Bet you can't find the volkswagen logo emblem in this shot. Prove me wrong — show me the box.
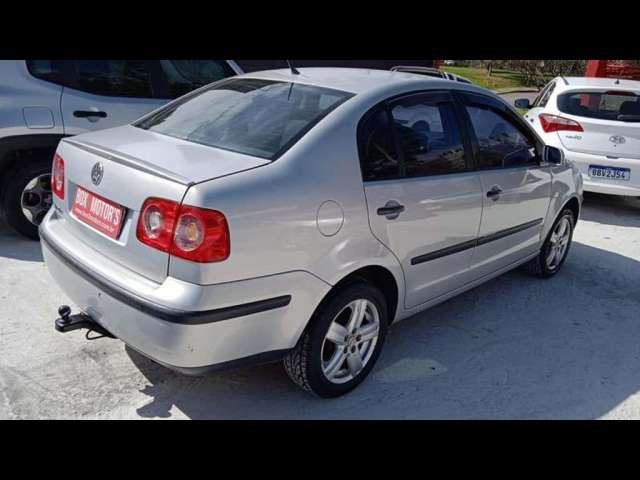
[91,162,104,186]
[609,135,626,145]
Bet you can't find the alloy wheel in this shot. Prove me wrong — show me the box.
[320,298,380,384]
[21,173,52,226]
[546,216,571,270]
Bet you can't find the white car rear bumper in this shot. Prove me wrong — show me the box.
[565,150,640,196]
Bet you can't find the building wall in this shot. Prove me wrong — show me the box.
[586,60,640,80]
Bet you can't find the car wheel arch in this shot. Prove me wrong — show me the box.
[298,264,401,343]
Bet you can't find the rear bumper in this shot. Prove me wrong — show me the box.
[40,209,331,372]
[565,150,640,196]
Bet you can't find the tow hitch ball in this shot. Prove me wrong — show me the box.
[55,305,115,339]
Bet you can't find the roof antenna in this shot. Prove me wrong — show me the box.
[286,60,300,75]
[615,78,621,84]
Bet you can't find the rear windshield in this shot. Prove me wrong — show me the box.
[135,78,354,159]
[557,90,640,122]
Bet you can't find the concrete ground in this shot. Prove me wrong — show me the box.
[0,192,639,419]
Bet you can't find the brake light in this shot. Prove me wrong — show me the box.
[52,154,65,199]
[136,197,229,263]
[539,113,584,133]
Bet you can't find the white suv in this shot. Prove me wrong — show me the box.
[0,60,242,239]
[516,76,640,197]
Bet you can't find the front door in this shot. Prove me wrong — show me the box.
[360,91,483,309]
[457,92,552,278]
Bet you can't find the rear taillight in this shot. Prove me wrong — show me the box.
[136,197,229,263]
[539,113,584,133]
[52,154,65,199]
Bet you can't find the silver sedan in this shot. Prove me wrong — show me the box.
[40,67,583,397]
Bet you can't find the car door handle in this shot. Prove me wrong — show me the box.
[73,110,107,118]
[377,203,405,217]
[486,186,503,199]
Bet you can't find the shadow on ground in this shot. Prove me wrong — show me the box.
[126,192,640,418]
[0,220,42,262]
[580,192,640,227]
[2,193,638,418]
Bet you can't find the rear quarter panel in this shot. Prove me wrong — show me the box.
[170,95,406,310]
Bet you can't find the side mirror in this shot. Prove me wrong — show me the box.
[543,145,564,165]
[514,98,531,109]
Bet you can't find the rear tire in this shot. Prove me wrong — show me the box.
[0,155,53,240]
[284,282,388,398]
[522,209,575,278]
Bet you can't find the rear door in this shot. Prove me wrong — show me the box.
[60,60,167,135]
[457,91,552,277]
[361,91,483,309]
[555,89,640,160]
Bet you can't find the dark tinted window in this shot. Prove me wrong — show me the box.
[465,104,537,169]
[26,60,66,84]
[557,90,640,122]
[390,96,467,177]
[136,78,353,160]
[71,60,155,98]
[359,109,401,181]
[533,81,555,108]
[538,81,556,107]
[157,60,235,98]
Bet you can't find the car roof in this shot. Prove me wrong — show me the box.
[559,76,640,90]
[234,67,484,96]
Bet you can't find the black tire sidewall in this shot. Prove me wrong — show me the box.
[1,157,52,240]
[540,209,575,277]
[305,283,388,398]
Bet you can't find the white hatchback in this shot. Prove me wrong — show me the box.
[516,76,640,197]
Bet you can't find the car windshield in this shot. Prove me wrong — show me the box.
[135,78,354,159]
[557,90,640,122]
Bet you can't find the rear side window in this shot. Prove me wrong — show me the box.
[136,78,353,160]
[389,95,467,177]
[26,60,66,84]
[464,104,537,169]
[557,90,640,122]
[359,109,401,181]
[70,60,155,98]
[157,60,236,98]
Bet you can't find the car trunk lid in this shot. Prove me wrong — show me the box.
[556,89,640,159]
[54,126,270,283]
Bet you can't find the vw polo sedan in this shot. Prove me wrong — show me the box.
[41,68,582,397]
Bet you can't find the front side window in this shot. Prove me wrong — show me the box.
[537,81,556,107]
[465,104,537,169]
[390,95,467,177]
[70,60,155,98]
[557,90,640,122]
[532,81,552,107]
[136,78,353,160]
[157,60,236,98]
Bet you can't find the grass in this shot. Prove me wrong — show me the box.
[441,66,529,91]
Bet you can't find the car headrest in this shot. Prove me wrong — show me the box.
[412,120,431,133]
[620,100,640,116]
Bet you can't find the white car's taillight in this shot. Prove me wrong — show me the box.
[136,197,229,263]
[539,113,584,133]
[52,153,65,199]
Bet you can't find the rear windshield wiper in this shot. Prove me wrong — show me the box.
[617,114,640,122]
